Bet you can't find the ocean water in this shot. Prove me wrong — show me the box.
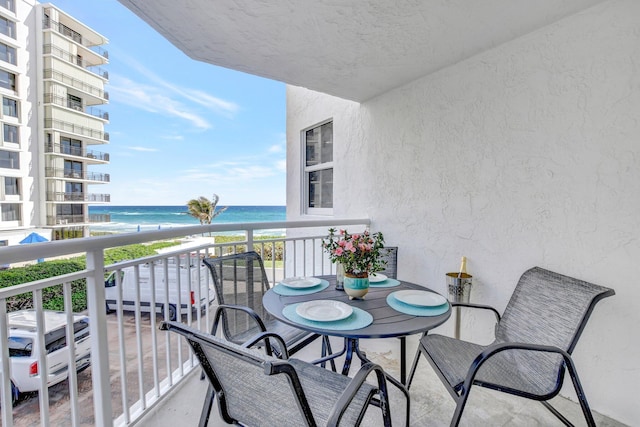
[89,205,286,235]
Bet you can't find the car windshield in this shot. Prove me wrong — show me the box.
[8,336,32,357]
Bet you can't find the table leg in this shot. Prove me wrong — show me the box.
[400,336,406,384]
[353,338,410,426]
[342,338,356,376]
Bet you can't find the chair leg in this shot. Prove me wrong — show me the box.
[199,383,215,427]
[406,343,423,389]
[450,388,472,427]
[565,356,597,427]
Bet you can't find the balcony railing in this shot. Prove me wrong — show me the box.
[44,118,109,142]
[45,167,111,182]
[43,68,108,100]
[42,44,109,79]
[42,16,109,58]
[46,192,110,203]
[43,93,110,120]
[46,214,111,226]
[0,218,370,426]
[45,141,109,161]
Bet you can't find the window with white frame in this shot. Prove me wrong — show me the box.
[303,121,333,213]
[0,43,16,65]
[0,0,15,13]
[0,16,15,39]
[3,123,17,143]
[0,149,18,169]
[0,69,16,91]
[1,202,19,221]
[2,97,17,117]
[3,176,18,195]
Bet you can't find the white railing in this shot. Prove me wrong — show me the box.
[0,218,369,427]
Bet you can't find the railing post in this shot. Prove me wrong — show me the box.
[246,229,254,253]
[85,249,113,427]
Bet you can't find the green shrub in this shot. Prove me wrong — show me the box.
[0,259,86,312]
[0,241,183,313]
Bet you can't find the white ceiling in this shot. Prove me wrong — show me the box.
[118,0,603,102]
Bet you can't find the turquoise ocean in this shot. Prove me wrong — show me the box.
[89,205,286,235]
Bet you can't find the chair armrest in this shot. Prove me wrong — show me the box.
[211,303,268,336]
[461,341,573,394]
[242,331,290,359]
[450,302,501,322]
[328,362,398,426]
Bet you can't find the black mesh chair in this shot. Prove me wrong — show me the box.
[407,266,614,426]
[162,321,398,427]
[376,247,411,383]
[377,247,398,280]
[201,252,332,421]
[203,251,321,353]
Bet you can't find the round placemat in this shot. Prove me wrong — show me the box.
[386,292,449,316]
[272,279,329,296]
[282,304,373,330]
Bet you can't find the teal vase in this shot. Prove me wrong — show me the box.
[343,273,369,300]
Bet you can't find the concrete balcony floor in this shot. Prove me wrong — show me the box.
[138,335,625,426]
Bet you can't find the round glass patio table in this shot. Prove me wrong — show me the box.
[263,275,451,384]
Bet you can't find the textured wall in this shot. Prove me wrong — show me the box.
[287,0,639,423]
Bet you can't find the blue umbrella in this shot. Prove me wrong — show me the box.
[19,232,48,262]
[19,232,48,244]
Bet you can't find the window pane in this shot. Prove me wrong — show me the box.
[0,0,15,13]
[305,127,319,166]
[3,123,17,142]
[308,169,333,208]
[2,97,17,117]
[1,203,20,221]
[0,69,15,90]
[0,17,15,39]
[4,176,18,195]
[320,122,333,163]
[0,43,16,65]
[0,149,18,169]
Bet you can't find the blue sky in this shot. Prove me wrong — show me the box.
[52,0,286,206]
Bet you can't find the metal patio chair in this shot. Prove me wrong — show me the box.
[161,321,397,427]
[377,247,410,383]
[407,266,614,427]
[203,251,322,354]
[378,246,398,280]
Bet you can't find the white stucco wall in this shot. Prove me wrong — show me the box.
[287,0,639,424]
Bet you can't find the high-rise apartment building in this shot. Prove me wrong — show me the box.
[0,1,109,249]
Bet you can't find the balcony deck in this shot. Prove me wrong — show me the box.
[137,335,624,426]
[0,220,628,427]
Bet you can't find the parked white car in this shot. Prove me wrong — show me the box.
[6,310,91,404]
[104,261,215,320]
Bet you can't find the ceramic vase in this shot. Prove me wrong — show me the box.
[343,272,369,300]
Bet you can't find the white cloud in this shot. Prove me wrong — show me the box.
[161,135,185,141]
[268,144,283,153]
[109,76,212,130]
[127,146,158,152]
[114,54,239,118]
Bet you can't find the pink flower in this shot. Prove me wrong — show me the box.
[344,241,354,252]
[335,247,344,256]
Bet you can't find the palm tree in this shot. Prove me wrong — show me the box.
[186,194,228,225]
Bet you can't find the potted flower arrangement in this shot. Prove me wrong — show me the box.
[322,228,385,298]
